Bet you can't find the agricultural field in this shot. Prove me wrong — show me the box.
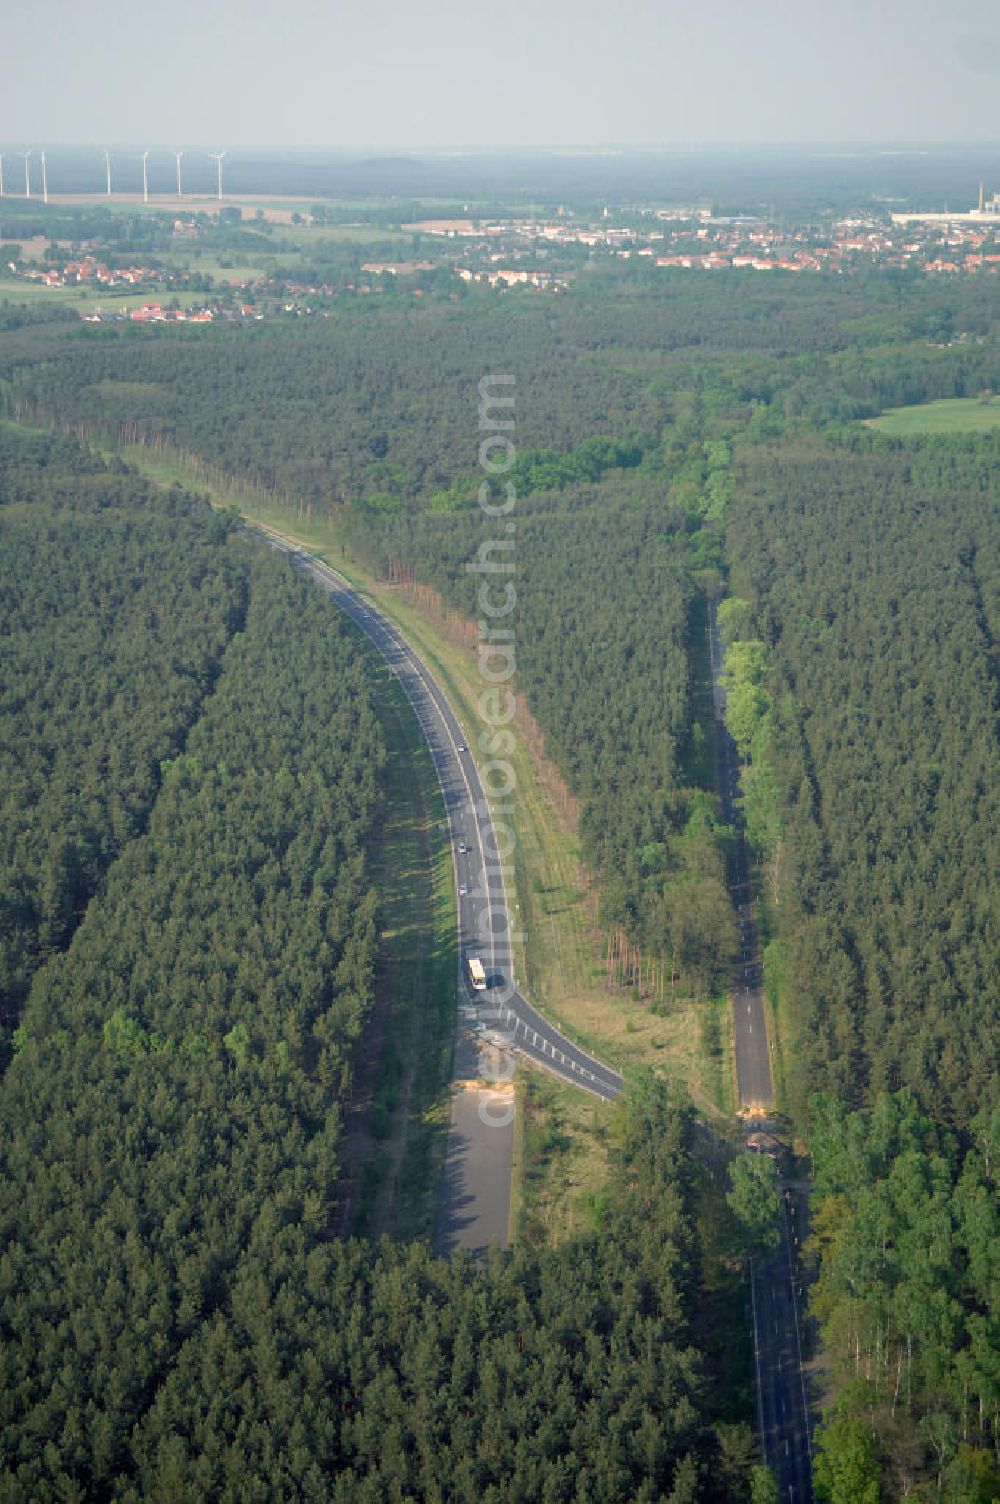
[0,281,214,311]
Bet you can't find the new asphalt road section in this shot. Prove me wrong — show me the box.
[262,536,622,1254]
[292,550,623,1099]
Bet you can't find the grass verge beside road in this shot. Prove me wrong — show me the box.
[344,653,457,1242]
[513,1071,615,1248]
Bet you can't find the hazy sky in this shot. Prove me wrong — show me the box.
[4,0,1000,148]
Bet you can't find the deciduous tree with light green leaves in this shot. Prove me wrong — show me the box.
[717,595,753,644]
[749,1463,780,1504]
[727,1152,781,1251]
[723,640,772,756]
[813,1414,881,1504]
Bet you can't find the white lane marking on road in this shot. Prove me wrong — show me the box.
[299,555,624,1095]
[782,1198,813,1463]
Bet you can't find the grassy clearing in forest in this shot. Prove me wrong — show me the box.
[341,655,457,1242]
[867,395,1000,434]
[513,1071,615,1248]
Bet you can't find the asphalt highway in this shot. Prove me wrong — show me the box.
[751,1195,814,1503]
[280,540,623,1104]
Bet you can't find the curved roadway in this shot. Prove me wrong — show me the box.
[276,540,623,1103]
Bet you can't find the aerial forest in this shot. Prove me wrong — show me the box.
[0,425,737,1501]
[2,262,999,1499]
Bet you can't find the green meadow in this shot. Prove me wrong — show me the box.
[868,395,1000,434]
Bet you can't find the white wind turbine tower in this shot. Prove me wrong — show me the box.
[175,150,184,198]
[141,149,150,205]
[23,150,32,198]
[103,147,112,197]
[209,150,227,201]
[41,151,48,204]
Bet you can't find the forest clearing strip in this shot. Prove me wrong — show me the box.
[334,658,457,1242]
[261,531,523,1251]
[708,595,816,1498]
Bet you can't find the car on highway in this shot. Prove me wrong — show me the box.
[458,841,468,854]
[459,884,468,896]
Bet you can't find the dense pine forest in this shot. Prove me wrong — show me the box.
[0,426,246,1055]
[4,272,999,505]
[726,433,1000,1128]
[1,1057,750,1501]
[2,262,999,1499]
[346,475,738,993]
[721,430,1000,1495]
[0,425,740,1501]
[807,1091,1000,1503]
[92,1087,730,1504]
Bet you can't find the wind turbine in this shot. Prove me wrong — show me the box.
[141,149,150,205]
[23,150,32,199]
[209,150,227,201]
[0,155,5,198]
[41,150,48,204]
[103,147,112,197]
[175,149,184,198]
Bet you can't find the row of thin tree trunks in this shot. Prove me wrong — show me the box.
[5,402,337,525]
[604,926,678,1003]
